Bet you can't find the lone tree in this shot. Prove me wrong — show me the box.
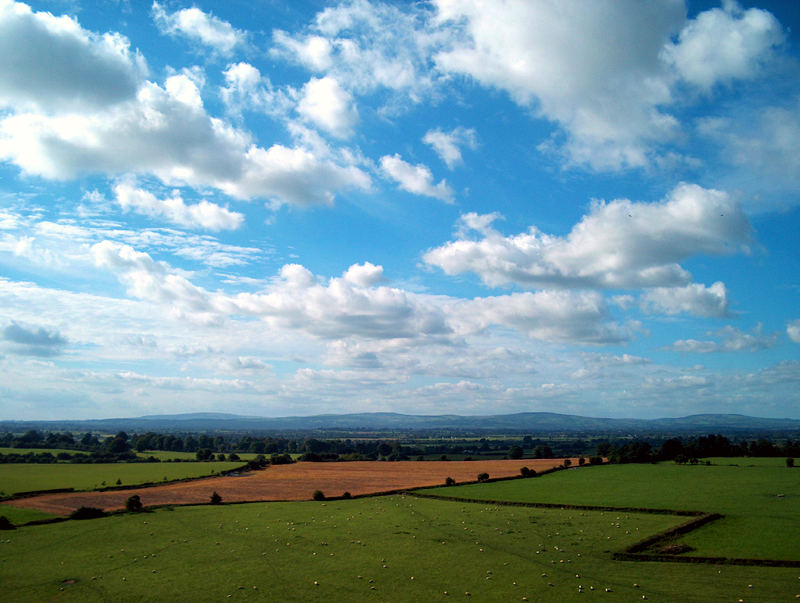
[125,494,143,512]
[210,491,222,505]
[445,476,456,486]
[312,490,326,501]
[477,472,490,482]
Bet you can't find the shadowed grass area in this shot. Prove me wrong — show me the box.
[0,505,58,525]
[2,495,799,602]
[421,461,800,560]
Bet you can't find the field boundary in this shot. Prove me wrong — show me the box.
[403,491,800,568]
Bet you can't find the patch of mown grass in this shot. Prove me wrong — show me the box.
[2,496,798,602]
[0,505,58,525]
[421,462,800,560]
[0,462,244,495]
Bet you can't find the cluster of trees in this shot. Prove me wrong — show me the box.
[598,434,800,464]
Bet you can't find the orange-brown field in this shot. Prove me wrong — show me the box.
[5,458,574,516]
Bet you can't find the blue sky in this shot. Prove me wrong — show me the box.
[1,0,799,420]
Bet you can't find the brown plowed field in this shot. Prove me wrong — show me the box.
[4,459,575,516]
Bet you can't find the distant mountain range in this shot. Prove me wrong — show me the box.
[2,411,800,435]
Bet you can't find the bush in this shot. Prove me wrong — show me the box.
[578,457,586,466]
[520,466,536,478]
[342,491,351,499]
[445,476,456,486]
[70,507,107,520]
[0,516,14,530]
[787,457,795,468]
[210,491,222,505]
[508,446,524,459]
[125,494,143,513]
[228,453,240,461]
[563,459,572,467]
[589,456,603,465]
[477,472,490,482]
[312,490,326,501]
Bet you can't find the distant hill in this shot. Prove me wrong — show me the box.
[2,411,799,435]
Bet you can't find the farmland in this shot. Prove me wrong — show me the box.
[422,460,800,560]
[0,462,244,496]
[1,459,799,601]
[2,490,799,602]
[2,459,570,516]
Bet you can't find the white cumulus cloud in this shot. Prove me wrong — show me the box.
[152,2,244,55]
[424,183,750,290]
[114,183,244,231]
[297,76,359,139]
[640,282,730,318]
[379,154,454,203]
[423,127,477,169]
[0,0,145,112]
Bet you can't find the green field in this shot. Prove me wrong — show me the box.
[4,494,799,602]
[0,462,244,496]
[139,450,264,461]
[421,462,800,560]
[0,447,89,456]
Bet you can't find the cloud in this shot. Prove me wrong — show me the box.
[2,321,67,356]
[0,0,145,112]
[379,154,454,202]
[297,76,359,138]
[423,127,477,169]
[0,72,370,206]
[640,282,730,318]
[788,320,800,343]
[432,0,785,170]
[432,0,684,170]
[271,0,441,104]
[451,290,634,345]
[667,323,779,353]
[698,100,800,202]
[424,183,750,290]
[220,62,291,117]
[91,240,631,345]
[662,1,784,92]
[342,262,384,287]
[114,182,244,231]
[152,2,244,55]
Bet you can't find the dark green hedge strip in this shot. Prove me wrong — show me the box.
[624,513,723,553]
[614,551,800,568]
[10,487,75,498]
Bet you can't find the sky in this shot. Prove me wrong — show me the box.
[1,0,799,421]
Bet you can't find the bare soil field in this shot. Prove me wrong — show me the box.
[3,458,572,516]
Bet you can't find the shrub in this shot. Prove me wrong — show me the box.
[312,490,326,501]
[440,455,449,461]
[342,491,351,499]
[70,507,107,520]
[520,466,536,478]
[563,459,572,467]
[787,457,795,468]
[445,476,456,486]
[228,453,240,461]
[477,472,490,482]
[210,491,222,505]
[116,478,122,485]
[0,516,14,530]
[125,494,143,513]
[508,446,524,459]
[589,456,603,465]
[578,457,586,466]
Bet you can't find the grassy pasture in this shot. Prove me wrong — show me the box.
[3,495,799,602]
[421,462,800,560]
[140,450,264,461]
[0,447,89,456]
[0,462,244,496]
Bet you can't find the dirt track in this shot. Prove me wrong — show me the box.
[3,459,573,516]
